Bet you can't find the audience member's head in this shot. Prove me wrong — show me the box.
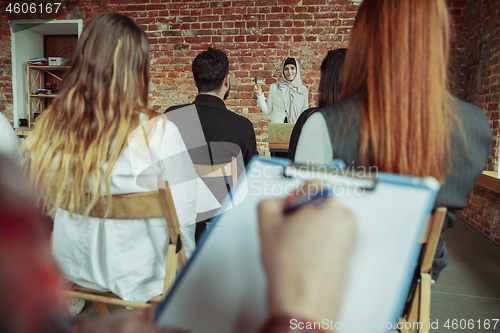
[341,0,457,182]
[64,11,150,113]
[192,47,230,96]
[317,48,347,109]
[22,12,155,217]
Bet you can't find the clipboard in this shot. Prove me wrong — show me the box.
[155,157,441,332]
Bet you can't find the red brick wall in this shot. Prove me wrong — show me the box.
[0,2,12,123]
[454,0,500,244]
[0,0,359,155]
[461,186,500,243]
[0,1,472,153]
[448,0,469,97]
[1,1,498,242]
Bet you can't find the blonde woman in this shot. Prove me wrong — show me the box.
[22,12,218,303]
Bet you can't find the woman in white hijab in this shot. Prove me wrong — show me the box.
[254,57,309,123]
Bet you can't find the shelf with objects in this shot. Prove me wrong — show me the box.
[27,65,70,128]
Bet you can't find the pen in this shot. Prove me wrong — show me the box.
[284,187,332,214]
[255,77,258,84]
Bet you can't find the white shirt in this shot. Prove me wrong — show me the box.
[52,117,220,303]
[0,113,21,163]
[294,112,333,165]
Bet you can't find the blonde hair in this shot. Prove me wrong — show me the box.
[22,12,154,216]
[341,0,462,182]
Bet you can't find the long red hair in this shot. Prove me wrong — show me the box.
[341,0,460,182]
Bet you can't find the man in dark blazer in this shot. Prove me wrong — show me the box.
[165,47,258,241]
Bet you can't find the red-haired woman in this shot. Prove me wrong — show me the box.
[295,0,492,280]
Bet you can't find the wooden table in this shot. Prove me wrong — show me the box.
[475,171,500,194]
[267,123,294,157]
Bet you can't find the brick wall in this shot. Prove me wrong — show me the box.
[0,0,359,156]
[460,186,500,243]
[1,0,498,242]
[454,0,500,244]
[448,0,469,97]
[0,2,12,123]
[0,0,472,154]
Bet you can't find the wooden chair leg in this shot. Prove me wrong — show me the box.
[399,317,410,333]
[405,281,420,333]
[164,244,178,295]
[93,301,110,317]
[419,273,432,333]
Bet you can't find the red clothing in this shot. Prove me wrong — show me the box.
[0,187,73,333]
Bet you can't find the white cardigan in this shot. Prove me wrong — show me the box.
[52,117,220,303]
[257,83,309,123]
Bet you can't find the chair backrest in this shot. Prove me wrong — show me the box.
[420,207,447,274]
[51,181,187,267]
[401,207,447,333]
[193,156,238,187]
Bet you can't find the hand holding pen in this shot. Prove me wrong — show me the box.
[258,180,357,325]
[253,77,263,96]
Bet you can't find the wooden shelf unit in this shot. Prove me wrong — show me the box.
[14,127,34,137]
[27,65,70,128]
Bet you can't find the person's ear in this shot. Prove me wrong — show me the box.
[224,74,230,87]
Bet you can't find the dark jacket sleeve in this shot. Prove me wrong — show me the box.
[244,119,259,166]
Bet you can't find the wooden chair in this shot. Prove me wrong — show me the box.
[193,156,238,226]
[56,181,187,317]
[399,207,447,333]
[193,156,238,188]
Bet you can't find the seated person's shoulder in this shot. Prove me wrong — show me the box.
[226,109,255,130]
[164,103,192,113]
[317,94,364,127]
[454,96,486,118]
[452,96,491,137]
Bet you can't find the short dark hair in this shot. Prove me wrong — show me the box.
[192,47,229,93]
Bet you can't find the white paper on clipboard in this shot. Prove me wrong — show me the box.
[155,157,440,333]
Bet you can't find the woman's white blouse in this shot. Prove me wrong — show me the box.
[257,83,309,123]
[52,117,220,303]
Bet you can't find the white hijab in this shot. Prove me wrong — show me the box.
[277,57,308,123]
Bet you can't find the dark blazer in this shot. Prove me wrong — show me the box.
[164,94,258,167]
[318,94,492,279]
[165,94,258,241]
